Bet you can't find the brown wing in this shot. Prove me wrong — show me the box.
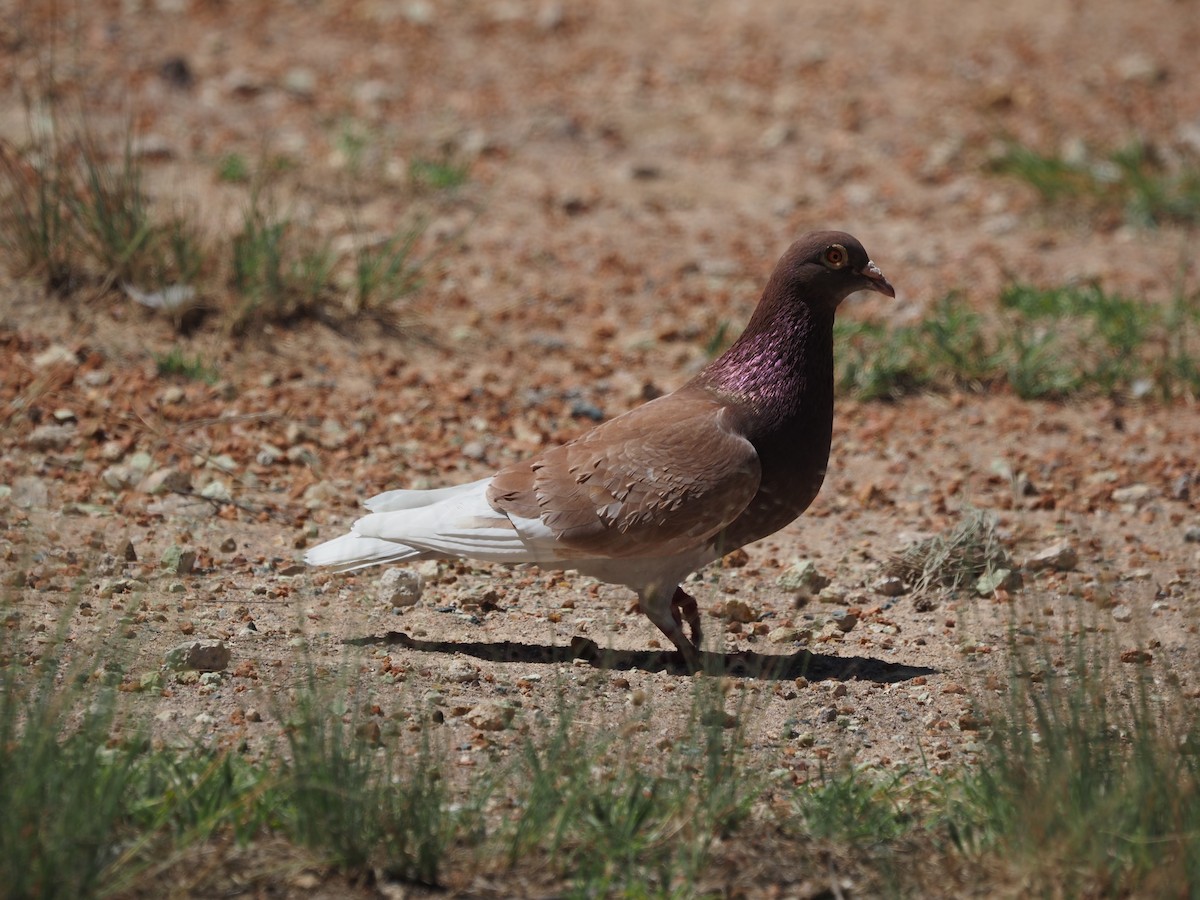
[487,389,760,559]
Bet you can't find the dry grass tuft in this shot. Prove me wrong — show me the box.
[886,509,1011,594]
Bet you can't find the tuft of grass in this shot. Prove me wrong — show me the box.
[410,155,469,191]
[0,613,145,899]
[993,139,1200,227]
[0,134,81,292]
[0,125,209,299]
[228,189,335,334]
[834,319,928,401]
[3,107,427,337]
[0,601,458,896]
[215,152,251,184]
[795,765,914,846]
[999,281,1200,399]
[276,674,451,884]
[992,143,1097,207]
[947,625,1200,895]
[70,133,154,289]
[350,227,424,314]
[334,121,372,175]
[1112,142,1200,227]
[154,347,220,384]
[500,677,759,895]
[918,293,1007,389]
[886,508,1012,595]
[3,73,438,338]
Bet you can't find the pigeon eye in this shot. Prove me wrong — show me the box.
[822,244,848,269]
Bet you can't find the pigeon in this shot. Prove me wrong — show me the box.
[306,231,894,670]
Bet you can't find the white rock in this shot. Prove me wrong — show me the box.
[32,345,79,368]
[378,567,423,607]
[200,480,232,502]
[11,476,49,509]
[446,660,479,683]
[165,639,231,672]
[28,424,75,451]
[102,464,141,490]
[976,568,1021,596]
[1024,542,1078,573]
[1112,484,1155,505]
[142,467,192,495]
[1115,52,1164,83]
[283,67,316,98]
[768,626,811,644]
[125,283,194,309]
[777,560,829,597]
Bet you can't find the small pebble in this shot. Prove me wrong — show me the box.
[1111,484,1154,505]
[777,560,829,597]
[378,567,423,607]
[768,626,810,644]
[465,702,515,731]
[832,611,858,633]
[1024,541,1078,573]
[164,639,230,673]
[718,599,757,623]
[873,575,908,597]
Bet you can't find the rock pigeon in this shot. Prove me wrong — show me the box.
[306,231,894,670]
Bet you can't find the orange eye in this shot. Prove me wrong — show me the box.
[823,244,848,269]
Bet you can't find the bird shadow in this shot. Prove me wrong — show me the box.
[344,632,936,683]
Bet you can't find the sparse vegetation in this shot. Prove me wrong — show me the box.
[886,508,1012,594]
[835,281,1200,400]
[5,596,1193,898]
[227,189,336,333]
[0,134,79,292]
[993,140,1200,227]
[0,110,424,338]
[948,625,1200,895]
[0,127,206,297]
[794,765,914,845]
[72,140,211,297]
[0,615,143,900]
[216,152,250,184]
[500,679,760,894]
[350,227,424,314]
[410,155,470,191]
[154,347,220,384]
[271,671,453,884]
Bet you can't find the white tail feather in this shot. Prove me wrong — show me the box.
[363,478,490,513]
[306,476,558,572]
[303,533,425,571]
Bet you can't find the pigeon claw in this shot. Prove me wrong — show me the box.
[670,586,703,646]
[639,585,703,672]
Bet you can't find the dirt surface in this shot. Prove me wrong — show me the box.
[3,0,1200,894]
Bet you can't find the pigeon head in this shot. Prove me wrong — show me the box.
[696,230,892,407]
[769,230,896,309]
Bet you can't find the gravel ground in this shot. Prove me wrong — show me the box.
[2,0,1200,894]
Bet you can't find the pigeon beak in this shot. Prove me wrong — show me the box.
[859,259,895,298]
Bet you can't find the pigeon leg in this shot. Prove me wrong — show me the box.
[670,585,703,647]
[638,587,701,671]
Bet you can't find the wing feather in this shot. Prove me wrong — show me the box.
[488,389,759,558]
